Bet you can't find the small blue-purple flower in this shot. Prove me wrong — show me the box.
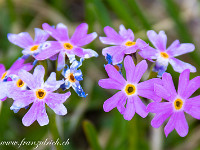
[9,65,71,126]
[139,30,196,76]
[8,28,49,58]
[35,23,98,71]
[61,58,87,98]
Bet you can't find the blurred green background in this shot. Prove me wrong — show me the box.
[0,0,200,150]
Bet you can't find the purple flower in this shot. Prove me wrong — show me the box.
[99,25,147,65]
[147,69,200,137]
[0,58,33,100]
[98,55,162,120]
[139,30,196,76]
[8,28,49,57]
[35,23,98,71]
[9,65,71,126]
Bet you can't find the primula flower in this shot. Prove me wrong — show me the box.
[99,25,147,65]
[9,65,71,126]
[147,69,200,137]
[8,28,49,57]
[98,55,162,120]
[0,58,33,100]
[61,58,87,98]
[35,23,98,71]
[139,30,196,76]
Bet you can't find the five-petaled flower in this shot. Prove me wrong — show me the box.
[99,25,147,65]
[8,28,49,57]
[147,69,200,137]
[35,23,98,71]
[139,30,196,76]
[98,55,162,120]
[9,65,71,126]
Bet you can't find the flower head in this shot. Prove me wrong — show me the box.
[147,69,200,137]
[9,65,71,126]
[99,25,147,65]
[61,58,87,98]
[8,28,49,57]
[98,55,162,120]
[35,23,98,71]
[139,30,196,76]
[0,58,33,100]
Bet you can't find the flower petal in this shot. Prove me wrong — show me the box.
[177,69,190,97]
[182,76,200,99]
[7,32,34,49]
[102,46,123,56]
[134,96,148,118]
[57,52,66,71]
[138,45,157,60]
[0,82,9,99]
[154,84,171,101]
[123,96,135,120]
[82,48,98,58]
[37,101,49,126]
[103,91,126,112]
[98,78,124,90]
[35,41,62,60]
[147,30,167,51]
[162,73,177,101]
[42,23,69,41]
[44,72,64,91]
[18,69,36,89]
[167,43,195,57]
[175,112,189,137]
[105,64,126,85]
[169,57,196,73]
[71,23,89,43]
[124,55,135,82]
[132,60,147,83]
[119,24,134,41]
[147,102,173,114]
[73,32,97,47]
[164,113,176,137]
[0,64,6,77]
[151,112,172,128]
[22,102,38,126]
[34,28,49,43]
[100,26,124,45]
[10,90,35,109]
[33,65,45,88]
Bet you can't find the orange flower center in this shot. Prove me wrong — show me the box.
[67,73,76,83]
[114,65,120,71]
[16,79,24,88]
[160,52,169,59]
[36,89,46,99]
[125,84,136,95]
[125,41,136,47]
[63,43,73,50]
[30,45,39,51]
[174,98,183,110]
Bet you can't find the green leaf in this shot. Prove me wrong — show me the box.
[83,120,102,150]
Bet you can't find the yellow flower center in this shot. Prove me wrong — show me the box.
[174,98,183,110]
[63,43,73,50]
[125,41,136,47]
[36,89,46,99]
[30,45,39,51]
[1,71,7,80]
[125,84,136,95]
[160,52,169,59]
[67,73,76,83]
[16,79,24,88]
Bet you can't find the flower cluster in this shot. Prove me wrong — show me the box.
[98,25,200,137]
[1,23,98,126]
